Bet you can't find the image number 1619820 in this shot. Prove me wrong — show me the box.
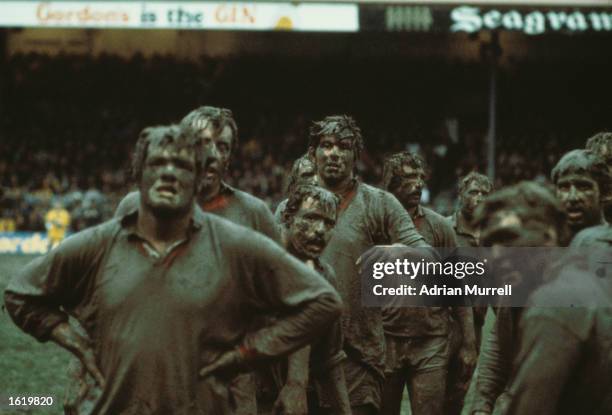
[7,396,54,407]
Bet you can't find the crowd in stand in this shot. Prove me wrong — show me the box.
[0,53,608,231]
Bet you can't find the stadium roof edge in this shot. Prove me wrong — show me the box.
[307,0,612,4]
[306,0,612,6]
[4,0,611,5]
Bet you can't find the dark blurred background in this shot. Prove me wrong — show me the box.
[0,8,611,233]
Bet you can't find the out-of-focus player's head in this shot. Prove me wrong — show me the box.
[180,106,238,195]
[382,151,427,212]
[551,149,610,234]
[286,154,318,194]
[585,131,612,222]
[586,131,612,163]
[132,125,206,217]
[308,115,363,191]
[475,181,568,247]
[282,184,339,260]
[474,182,568,298]
[458,172,493,218]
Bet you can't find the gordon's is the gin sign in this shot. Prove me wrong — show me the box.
[451,6,612,35]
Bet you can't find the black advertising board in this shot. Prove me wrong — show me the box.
[359,3,612,35]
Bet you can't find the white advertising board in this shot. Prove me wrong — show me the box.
[0,1,359,32]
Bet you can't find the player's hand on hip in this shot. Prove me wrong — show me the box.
[77,345,106,388]
[199,348,246,380]
[458,344,477,382]
[50,322,105,388]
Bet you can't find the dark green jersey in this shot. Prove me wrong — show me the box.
[383,205,457,338]
[320,181,427,377]
[5,213,341,415]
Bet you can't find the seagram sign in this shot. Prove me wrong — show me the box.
[451,6,612,35]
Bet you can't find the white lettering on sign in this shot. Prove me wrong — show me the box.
[451,6,612,35]
[589,12,612,30]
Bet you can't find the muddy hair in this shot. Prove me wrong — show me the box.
[551,149,611,199]
[282,184,340,227]
[286,154,315,193]
[585,131,612,162]
[458,171,493,195]
[180,106,239,155]
[308,115,364,160]
[382,151,427,190]
[474,181,570,246]
[131,125,205,181]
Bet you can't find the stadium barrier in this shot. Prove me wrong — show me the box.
[0,232,50,255]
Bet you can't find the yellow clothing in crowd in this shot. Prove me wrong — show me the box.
[45,208,70,249]
[0,218,16,232]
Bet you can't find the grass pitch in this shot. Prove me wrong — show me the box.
[1,254,70,414]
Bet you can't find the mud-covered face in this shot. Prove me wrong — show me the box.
[296,159,317,186]
[140,143,197,216]
[314,134,356,188]
[483,210,558,291]
[482,211,558,248]
[555,173,601,232]
[390,164,425,209]
[596,153,612,222]
[460,180,491,216]
[196,124,233,193]
[287,196,336,260]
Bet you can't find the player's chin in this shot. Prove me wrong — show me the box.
[305,243,325,257]
[150,200,191,216]
[321,172,347,185]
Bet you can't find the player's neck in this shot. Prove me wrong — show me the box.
[322,174,354,196]
[287,242,310,263]
[571,211,604,237]
[459,209,478,234]
[407,204,419,219]
[137,204,192,252]
[200,181,222,203]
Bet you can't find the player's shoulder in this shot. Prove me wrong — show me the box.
[570,223,612,247]
[358,183,397,206]
[421,206,449,224]
[529,263,594,306]
[359,182,386,197]
[201,211,277,249]
[59,218,121,254]
[114,190,140,218]
[525,265,609,339]
[228,185,272,212]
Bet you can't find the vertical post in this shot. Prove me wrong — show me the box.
[487,56,496,181]
[0,29,6,120]
[484,32,501,182]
